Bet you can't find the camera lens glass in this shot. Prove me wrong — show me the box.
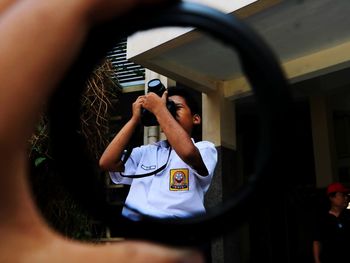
[148,79,161,89]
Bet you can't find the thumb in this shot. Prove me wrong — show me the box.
[162,90,168,102]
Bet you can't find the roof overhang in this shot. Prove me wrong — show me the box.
[127,0,350,99]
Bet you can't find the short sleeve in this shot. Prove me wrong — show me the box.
[194,141,218,191]
[109,146,143,185]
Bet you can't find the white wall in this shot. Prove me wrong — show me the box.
[127,0,256,59]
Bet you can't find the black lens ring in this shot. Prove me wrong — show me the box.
[48,1,291,243]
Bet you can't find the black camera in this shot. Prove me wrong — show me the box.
[140,79,177,126]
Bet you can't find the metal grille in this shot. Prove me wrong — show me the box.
[107,38,145,87]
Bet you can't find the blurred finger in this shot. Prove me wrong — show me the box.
[108,241,205,263]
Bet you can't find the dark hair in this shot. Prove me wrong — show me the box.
[167,86,199,115]
[167,85,202,141]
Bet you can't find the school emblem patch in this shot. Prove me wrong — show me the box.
[169,169,189,191]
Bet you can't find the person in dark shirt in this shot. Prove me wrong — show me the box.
[312,182,350,263]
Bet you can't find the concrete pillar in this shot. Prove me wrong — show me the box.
[202,83,241,263]
[310,95,336,187]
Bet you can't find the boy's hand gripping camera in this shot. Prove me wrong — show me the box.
[141,79,177,126]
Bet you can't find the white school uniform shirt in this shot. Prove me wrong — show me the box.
[110,139,217,220]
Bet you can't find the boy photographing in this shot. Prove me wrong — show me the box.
[99,81,218,220]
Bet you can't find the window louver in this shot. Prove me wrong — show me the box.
[107,39,145,87]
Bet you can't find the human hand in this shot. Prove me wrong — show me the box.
[3,229,204,263]
[0,1,204,263]
[131,95,146,122]
[142,91,167,116]
[99,241,204,263]
[87,0,179,23]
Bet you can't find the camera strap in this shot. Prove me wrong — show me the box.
[120,146,172,179]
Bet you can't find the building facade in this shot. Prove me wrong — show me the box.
[106,0,350,262]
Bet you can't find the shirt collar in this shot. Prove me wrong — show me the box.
[154,139,195,148]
